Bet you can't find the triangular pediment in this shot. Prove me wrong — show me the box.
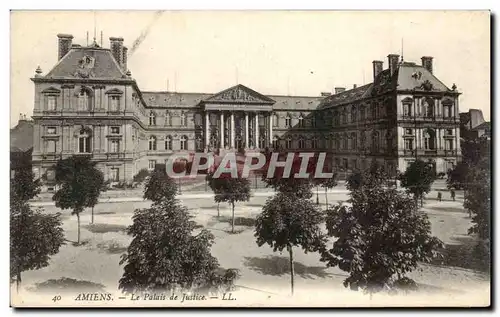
[203,84,275,104]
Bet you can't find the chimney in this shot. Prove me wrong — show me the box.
[388,54,400,75]
[421,56,433,74]
[110,37,124,68]
[122,46,128,71]
[353,84,357,89]
[372,60,383,81]
[57,34,73,60]
[334,87,346,94]
[321,92,332,97]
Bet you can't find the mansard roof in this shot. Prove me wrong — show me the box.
[141,84,321,111]
[44,46,126,79]
[319,61,458,110]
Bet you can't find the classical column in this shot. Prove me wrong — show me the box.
[220,112,225,148]
[205,111,210,148]
[269,113,273,147]
[245,112,249,148]
[230,112,235,149]
[255,112,259,149]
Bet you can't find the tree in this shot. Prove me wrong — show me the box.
[314,171,338,207]
[206,173,222,217]
[320,169,443,294]
[119,199,239,294]
[86,168,105,224]
[143,164,178,204]
[133,168,150,183]
[10,198,65,293]
[465,156,490,240]
[261,153,315,199]
[446,161,468,192]
[210,173,251,233]
[10,165,40,202]
[398,159,436,206]
[52,156,102,244]
[255,192,326,295]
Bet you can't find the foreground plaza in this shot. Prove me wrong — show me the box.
[20,182,489,305]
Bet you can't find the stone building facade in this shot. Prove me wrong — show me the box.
[30,34,461,183]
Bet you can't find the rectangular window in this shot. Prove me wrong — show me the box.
[46,140,56,153]
[405,128,413,135]
[110,140,120,153]
[47,127,57,135]
[110,168,119,182]
[404,138,414,150]
[148,160,156,171]
[285,118,291,128]
[110,96,120,112]
[47,96,57,111]
[343,158,348,170]
[445,139,454,150]
[110,126,120,134]
[403,104,412,116]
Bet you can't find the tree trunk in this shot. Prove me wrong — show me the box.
[288,244,295,296]
[217,202,220,218]
[324,188,328,208]
[16,270,21,294]
[76,212,81,244]
[91,206,94,224]
[420,196,423,207]
[231,202,235,233]
[316,186,319,205]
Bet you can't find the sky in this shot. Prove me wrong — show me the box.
[10,10,490,127]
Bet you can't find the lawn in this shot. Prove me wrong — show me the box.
[15,191,490,307]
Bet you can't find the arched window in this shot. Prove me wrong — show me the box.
[165,135,172,150]
[285,114,291,128]
[286,137,292,149]
[273,114,279,127]
[298,115,304,128]
[424,129,436,150]
[196,136,203,150]
[423,98,435,117]
[272,135,279,148]
[149,136,157,151]
[78,89,92,111]
[298,137,305,149]
[311,136,318,149]
[180,135,188,150]
[149,112,156,126]
[78,128,92,153]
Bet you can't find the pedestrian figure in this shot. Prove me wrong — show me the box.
[437,191,442,202]
[450,189,456,201]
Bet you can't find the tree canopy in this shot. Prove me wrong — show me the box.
[320,169,443,294]
[398,159,436,205]
[143,164,178,204]
[10,198,65,291]
[119,199,239,294]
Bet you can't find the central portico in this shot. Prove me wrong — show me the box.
[202,84,275,151]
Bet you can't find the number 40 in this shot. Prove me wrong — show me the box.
[52,295,61,302]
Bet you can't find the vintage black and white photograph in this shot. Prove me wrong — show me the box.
[9,10,491,307]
